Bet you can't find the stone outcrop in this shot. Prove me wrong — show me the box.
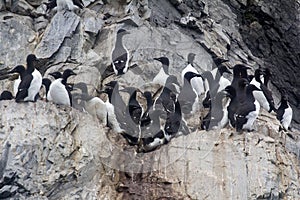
[0,0,299,199]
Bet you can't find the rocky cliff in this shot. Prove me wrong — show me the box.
[0,0,299,199]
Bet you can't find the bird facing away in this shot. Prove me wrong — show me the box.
[111,29,130,75]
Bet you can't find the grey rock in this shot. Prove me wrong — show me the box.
[82,9,103,34]
[35,11,80,59]
[0,13,36,67]
[0,101,108,199]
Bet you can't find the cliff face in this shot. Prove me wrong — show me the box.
[0,0,299,199]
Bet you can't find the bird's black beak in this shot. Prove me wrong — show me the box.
[70,71,77,76]
[49,72,56,76]
[153,58,159,61]
[96,89,106,94]
[7,68,16,74]
[105,82,113,87]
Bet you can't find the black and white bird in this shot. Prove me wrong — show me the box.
[276,93,293,131]
[0,91,13,100]
[201,90,229,130]
[45,0,84,12]
[250,69,276,112]
[111,29,130,75]
[235,79,261,132]
[140,91,154,127]
[139,91,168,152]
[73,82,107,124]
[262,68,271,87]
[48,69,76,106]
[120,87,143,125]
[104,81,140,145]
[153,56,170,87]
[8,65,26,97]
[231,64,251,90]
[224,85,238,128]
[98,85,124,134]
[178,71,202,115]
[164,98,183,142]
[49,71,74,92]
[181,53,205,96]
[13,55,42,102]
[42,78,52,100]
[202,65,232,108]
[213,65,232,92]
[153,75,180,114]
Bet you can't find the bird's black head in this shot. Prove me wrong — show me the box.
[117,29,129,35]
[143,91,152,99]
[184,72,202,82]
[0,91,13,101]
[42,78,51,88]
[213,57,229,66]
[8,65,26,74]
[255,68,265,76]
[247,84,261,92]
[281,94,289,102]
[49,71,62,79]
[187,53,196,64]
[233,64,251,77]
[264,68,271,76]
[218,65,232,75]
[254,68,265,82]
[62,69,77,80]
[224,85,236,97]
[165,75,180,92]
[26,54,37,66]
[154,57,169,66]
[105,81,118,88]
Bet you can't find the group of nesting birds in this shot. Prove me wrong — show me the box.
[0,0,294,152]
[0,49,293,153]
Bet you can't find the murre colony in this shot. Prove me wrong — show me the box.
[1,26,293,153]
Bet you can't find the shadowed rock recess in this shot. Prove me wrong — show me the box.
[0,0,299,199]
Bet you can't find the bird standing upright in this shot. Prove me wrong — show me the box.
[14,54,42,102]
[111,29,130,75]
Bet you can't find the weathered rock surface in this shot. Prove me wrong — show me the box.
[0,0,299,199]
[0,101,299,199]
